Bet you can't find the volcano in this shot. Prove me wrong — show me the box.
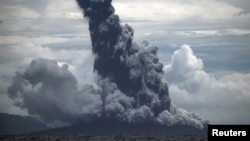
[7,0,208,133]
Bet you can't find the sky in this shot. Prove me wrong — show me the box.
[0,0,250,125]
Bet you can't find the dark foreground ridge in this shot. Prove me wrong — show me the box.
[0,113,207,136]
[34,119,207,135]
[0,134,208,141]
[0,113,49,135]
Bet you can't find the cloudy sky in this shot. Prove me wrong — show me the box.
[0,0,250,124]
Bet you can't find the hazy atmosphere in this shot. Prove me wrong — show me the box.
[0,0,250,127]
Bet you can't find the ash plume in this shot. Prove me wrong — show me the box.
[76,0,170,115]
[7,0,207,129]
[75,0,206,128]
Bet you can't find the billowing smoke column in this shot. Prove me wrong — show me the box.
[76,0,170,115]
[7,0,207,129]
[74,0,206,127]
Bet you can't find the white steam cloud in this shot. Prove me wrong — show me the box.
[164,45,250,124]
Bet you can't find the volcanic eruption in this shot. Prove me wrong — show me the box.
[7,0,207,130]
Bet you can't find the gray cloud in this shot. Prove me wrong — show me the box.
[0,0,48,13]
[218,0,250,13]
[7,58,102,126]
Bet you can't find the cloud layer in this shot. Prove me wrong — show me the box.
[164,45,250,124]
[114,0,249,22]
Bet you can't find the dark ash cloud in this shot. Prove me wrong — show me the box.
[76,0,170,116]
